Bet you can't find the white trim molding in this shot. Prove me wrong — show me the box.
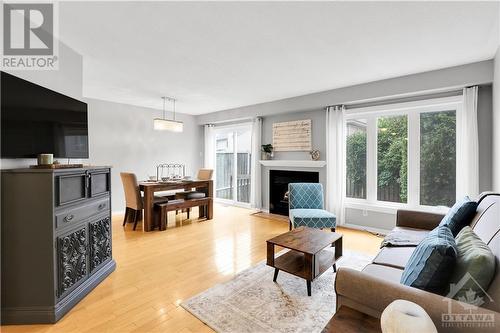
[259,160,326,168]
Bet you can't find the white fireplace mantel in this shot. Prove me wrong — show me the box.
[259,160,326,168]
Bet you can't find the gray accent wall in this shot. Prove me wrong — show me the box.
[87,98,203,213]
[478,85,493,192]
[262,110,326,161]
[261,109,326,211]
[198,60,494,124]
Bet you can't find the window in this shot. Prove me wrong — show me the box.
[214,124,252,205]
[344,97,461,209]
[377,115,408,203]
[420,110,456,207]
[346,119,367,199]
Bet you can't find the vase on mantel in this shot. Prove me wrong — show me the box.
[261,152,273,160]
[261,144,274,160]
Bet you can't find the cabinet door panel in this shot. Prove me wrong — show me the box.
[57,173,87,206]
[90,171,110,198]
[57,226,88,297]
[89,216,112,272]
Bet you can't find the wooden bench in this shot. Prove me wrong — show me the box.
[154,197,212,230]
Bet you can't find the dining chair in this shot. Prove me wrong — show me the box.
[175,168,213,218]
[288,183,336,232]
[120,172,169,230]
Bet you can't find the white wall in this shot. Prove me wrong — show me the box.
[494,48,500,192]
[87,98,203,213]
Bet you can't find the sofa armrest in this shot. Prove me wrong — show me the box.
[396,210,444,230]
[335,268,499,333]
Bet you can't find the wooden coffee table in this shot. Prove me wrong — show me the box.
[266,226,343,296]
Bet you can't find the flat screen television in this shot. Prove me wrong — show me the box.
[1,72,89,158]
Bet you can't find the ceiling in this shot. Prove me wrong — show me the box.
[59,1,499,115]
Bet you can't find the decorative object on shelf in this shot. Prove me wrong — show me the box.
[272,119,311,152]
[156,163,186,181]
[261,144,274,160]
[381,300,437,333]
[37,153,53,165]
[154,96,183,132]
[310,149,320,161]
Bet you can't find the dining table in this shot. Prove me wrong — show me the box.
[138,179,213,232]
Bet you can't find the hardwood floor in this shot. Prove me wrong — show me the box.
[1,204,382,333]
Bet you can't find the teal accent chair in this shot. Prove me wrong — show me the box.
[288,183,337,232]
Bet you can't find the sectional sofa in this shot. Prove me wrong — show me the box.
[335,192,500,333]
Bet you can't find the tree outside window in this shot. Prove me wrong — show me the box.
[346,119,367,199]
[420,111,456,207]
[377,115,408,203]
[345,109,456,207]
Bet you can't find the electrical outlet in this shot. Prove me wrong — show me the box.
[362,209,368,217]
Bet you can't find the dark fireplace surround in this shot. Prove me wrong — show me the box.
[269,170,320,216]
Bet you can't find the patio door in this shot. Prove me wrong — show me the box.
[214,124,252,207]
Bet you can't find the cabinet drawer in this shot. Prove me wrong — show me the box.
[57,173,87,206]
[56,198,110,229]
[90,170,110,197]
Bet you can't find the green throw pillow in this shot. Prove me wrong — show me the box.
[448,226,495,302]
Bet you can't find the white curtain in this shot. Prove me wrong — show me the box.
[326,105,346,225]
[204,124,215,169]
[250,117,263,209]
[456,86,479,199]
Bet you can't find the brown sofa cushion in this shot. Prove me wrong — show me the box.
[362,264,403,284]
[373,247,416,269]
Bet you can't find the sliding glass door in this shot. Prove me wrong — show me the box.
[214,124,252,206]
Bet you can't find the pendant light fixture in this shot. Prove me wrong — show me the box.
[154,96,183,132]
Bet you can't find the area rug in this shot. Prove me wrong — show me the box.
[181,250,373,333]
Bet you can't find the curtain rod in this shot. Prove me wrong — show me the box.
[323,85,472,110]
[342,88,464,110]
[204,116,255,126]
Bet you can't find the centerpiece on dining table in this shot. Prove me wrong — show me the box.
[150,163,192,182]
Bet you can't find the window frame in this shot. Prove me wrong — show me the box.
[343,96,463,213]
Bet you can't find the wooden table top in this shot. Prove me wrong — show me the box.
[267,226,342,255]
[139,179,212,190]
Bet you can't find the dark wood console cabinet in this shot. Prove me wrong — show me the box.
[1,166,116,324]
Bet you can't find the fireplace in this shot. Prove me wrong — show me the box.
[269,170,319,216]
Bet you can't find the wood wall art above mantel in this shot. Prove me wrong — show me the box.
[272,119,312,152]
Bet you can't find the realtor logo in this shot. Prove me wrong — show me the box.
[1,2,58,69]
[442,272,495,329]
